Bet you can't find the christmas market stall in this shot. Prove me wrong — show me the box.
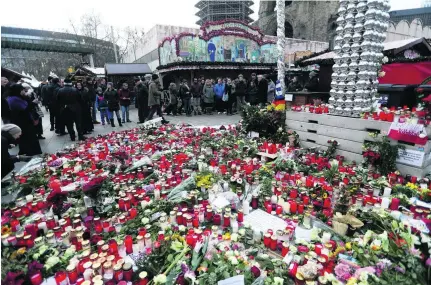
[105,63,152,89]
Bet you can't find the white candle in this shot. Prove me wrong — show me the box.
[381,197,390,209]
[154,189,160,200]
[231,221,238,233]
[373,188,380,197]
[322,232,331,244]
[282,202,290,214]
[271,195,278,204]
[83,268,93,280]
[383,187,392,197]
[25,194,33,203]
[242,200,250,215]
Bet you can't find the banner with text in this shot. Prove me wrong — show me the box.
[388,122,427,145]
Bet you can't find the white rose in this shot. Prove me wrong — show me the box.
[238,229,246,236]
[229,256,239,265]
[154,274,167,284]
[382,56,388,63]
[231,233,239,242]
[274,277,284,285]
[141,217,150,225]
[178,225,186,232]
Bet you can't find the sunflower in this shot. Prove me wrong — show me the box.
[322,192,328,199]
[1,226,11,235]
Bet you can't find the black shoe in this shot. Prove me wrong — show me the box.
[161,119,169,124]
[71,137,76,142]
[186,114,192,117]
[55,130,60,134]
[110,119,116,127]
[93,121,101,124]
[58,132,68,136]
[127,120,132,123]
[50,127,54,131]
[118,119,123,127]
[38,135,46,140]
[79,136,87,141]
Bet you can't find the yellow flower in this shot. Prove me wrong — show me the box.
[17,247,26,255]
[345,242,352,250]
[322,192,328,199]
[1,226,11,235]
[223,233,231,240]
[346,278,358,285]
[371,244,381,251]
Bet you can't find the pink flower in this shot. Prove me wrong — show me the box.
[334,263,352,281]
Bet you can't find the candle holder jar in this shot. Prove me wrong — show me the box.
[103,262,113,281]
[54,271,68,285]
[123,263,133,281]
[113,264,123,282]
[251,194,259,209]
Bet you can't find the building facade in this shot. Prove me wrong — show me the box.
[254,1,339,43]
[195,0,253,26]
[389,7,431,27]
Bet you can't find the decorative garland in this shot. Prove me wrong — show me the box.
[200,19,264,38]
[387,56,431,64]
[156,61,276,73]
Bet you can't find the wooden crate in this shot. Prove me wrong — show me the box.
[286,111,431,177]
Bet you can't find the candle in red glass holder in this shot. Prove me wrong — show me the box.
[323,198,331,209]
[290,189,298,199]
[205,209,213,221]
[139,271,149,285]
[270,236,277,251]
[55,271,68,285]
[129,208,138,219]
[237,209,244,222]
[263,233,271,248]
[186,234,194,246]
[213,211,222,225]
[298,204,304,214]
[290,200,297,214]
[390,198,400,211]
[123,263,133,281]
[67,264,78,284]
[30,272,43,285]
[266,203,272,213]
[108,239,118,255]
[223,214,230,227]
[251,194,259,209]
[124,235,133,254]
[46,218,56,229]
[281,242,289,257]
[276,205,283,215]
[176,212,183,225]
[303,195,310,205]
[10,219,20,232]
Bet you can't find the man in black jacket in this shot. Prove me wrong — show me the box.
[236,74,247,113]
[45,77,65,134]
[257,74,268,105]
[56,78,85,141]
[137,80,149,124]
[86,77,100,124]
[41,76,53,129]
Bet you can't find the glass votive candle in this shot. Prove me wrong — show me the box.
[54,271,67,285]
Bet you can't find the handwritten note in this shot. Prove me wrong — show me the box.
[243,209,287,234]
[218,275,245,285]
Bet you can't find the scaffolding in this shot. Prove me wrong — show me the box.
[195,0,254,25]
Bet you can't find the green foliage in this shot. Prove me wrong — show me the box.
[363,136,405,176]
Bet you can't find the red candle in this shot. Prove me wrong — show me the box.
[263,233,271,248]
[298,204,304,214]
[186,235,194,246]
[54,271,67,285]
[266,203,273,213]
[237,210,244,222]
[251,195,259,209]
[314,244,322,255]
[276,205,283,215]
[270,236,277,251]
[206,209,213,221]
[176,213,183,225]
[323,198,331,209]
[223,215,230,227]
[30,272,43,285]
[390,198,400,211]
[193,217,199,228]
[281,242,289,257]
[129,208,138,219]
[109,239,119,255]
[290,189,298,199]
[124,235,133,254]
[290,200,297,214]
[67,264,78,284]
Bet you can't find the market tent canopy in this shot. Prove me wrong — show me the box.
[1,67,31,81]
[81,66,105,77]
[105,63,151,75]
[300,37,431,64]
[379,62,431,85]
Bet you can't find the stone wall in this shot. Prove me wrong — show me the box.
[255,0,339,43]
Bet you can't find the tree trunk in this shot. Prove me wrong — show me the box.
[276,0,286,94]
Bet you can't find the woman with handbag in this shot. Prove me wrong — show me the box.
[6,83,42,156]
[22,83,45,139]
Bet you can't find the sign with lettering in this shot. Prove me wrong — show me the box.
[388,122,428,145]
[243,209,287,234]
[396,149,425,167]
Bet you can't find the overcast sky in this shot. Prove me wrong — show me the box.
[0,0,425,33]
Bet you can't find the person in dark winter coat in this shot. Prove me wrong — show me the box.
[191,78,202,115]
[1,77,11,124]
[137,79,149,124]
[104,82,122,127]
[1,124,33,178]
[202,79,215,114]
[86,78,100,124]
[57,79,85,141]
[257,74,268,105]
[287,76,302,92]
[40,76,52,111]
[246,73,258,102]
[247,81,259,105]
[165,83,178,116]
[179,79,192,116]
[45,77,63,133]
[96,87,109,125]
[76,82,94,134]
[6,83,42,156]
[236,74,247,113]
[147,74,169,124]
[225,78,236,116]
[304,71,319,92]
[22,83,45,139]
[119,83,132,123]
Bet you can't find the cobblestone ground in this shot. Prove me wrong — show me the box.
[11,107,241,155]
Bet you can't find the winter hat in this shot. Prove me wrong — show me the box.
[144,74,152,80]
[152,74,159,80]
[2,124,22,139]
[96,87,103,93]
[64,78,73,86]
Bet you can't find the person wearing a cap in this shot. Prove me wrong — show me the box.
[6,83,42,156]
[147,74,169,124]
[1,124,33,178]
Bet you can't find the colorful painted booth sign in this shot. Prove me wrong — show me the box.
[158,20,276,66]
